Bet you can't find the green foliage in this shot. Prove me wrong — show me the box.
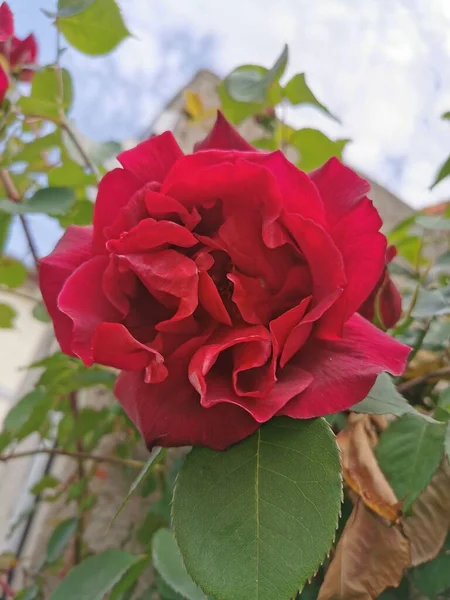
[284,72,338,121]
[109,556,150,600]
[49,549,139,600]
[111,447,162,523]
[0,257,27,288]
[225,45,287,104]
[46,518,78,564]
[0,302,16,327]
[351,373,422,417]
[0,213,11,250]
[290,128,349,171]
[32,301,51,322]
[412,287,450,318]
[173,417,342,600]
[0,187,76,216]
[57,0,130,56]
[152,529,207,600]
[376,414,447,512]
[19,68,73,121]
[412,536,450,597]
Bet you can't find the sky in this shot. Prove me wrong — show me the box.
[6,0,450,262]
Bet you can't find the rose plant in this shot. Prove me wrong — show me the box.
[40,114,409,451]
[0,3,449,600]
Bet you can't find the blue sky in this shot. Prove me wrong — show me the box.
[7,0,450,263]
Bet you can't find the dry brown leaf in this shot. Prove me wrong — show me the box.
[318,501,410,600]
[338,418,402,523]
[402,459,450,566]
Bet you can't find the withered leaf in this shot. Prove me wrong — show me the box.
[318,501,410,600]
[402,459,450,566]
[338,418,401,523]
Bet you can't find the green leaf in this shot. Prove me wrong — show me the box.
[445,423,450,462]
[290,128,349,172]
[111,447,162,524]
[19,68,73,120]
[0,213,11,251]
[284,73,338,121]
[49,549,138,600]
[31,474,60,496]
[0,302,16,328]
[351,373,421,417]
[217,82,261,124]
[411,288,450,318]
[53,0,96,17]
[136,509,168,547]
[46,518,78,564]
[415,215,450,230]
[225,45,288,104]
[58,198,94,227]
[109,556,150,600]
[4,388,47,432]
[431,154,450,188]
[58,0,130,56]
[48,159,95,187]
[15,586,39,600]
[376,414,447,512]
[412,536,450,597]
[395,235,424,266]
[13,131,61,164]
[32,301,51,323]
[173,417,342,600]
[0,258,27,288]
[28,187,76,215]
[152,529,207,600]
[0,187,76,216]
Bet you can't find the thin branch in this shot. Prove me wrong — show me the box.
[60,118,100,182]
[19,215,40,268]
[69,392,85,564]
[0,447,146,469]
[0,168,40,271]
[0,168,19,202]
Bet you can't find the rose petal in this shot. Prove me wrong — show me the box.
[310,157,371,226]
[0,3,13,42]
[58,255,121,364]
[251,151,325,224]
[39,226,93,355]
[279,314,410,418]
[194,112,254,152]
[198,270,232,326]
[115,331,259,450]
[119,250,198,332]
[106,218,198,254]
[92,322,167,382]
[118,131,183,185]
[145,189,200,230]
[285,214,346,308]
[317,198,386,339]
[92,168,141,253]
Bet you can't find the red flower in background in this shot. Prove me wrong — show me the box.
[0,2,38,102]
[358,245,402,329]
[39,114,410,450]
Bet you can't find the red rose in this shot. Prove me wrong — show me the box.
[0,1,38,102]
[358,245,402,329]
[39,114,410,450]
